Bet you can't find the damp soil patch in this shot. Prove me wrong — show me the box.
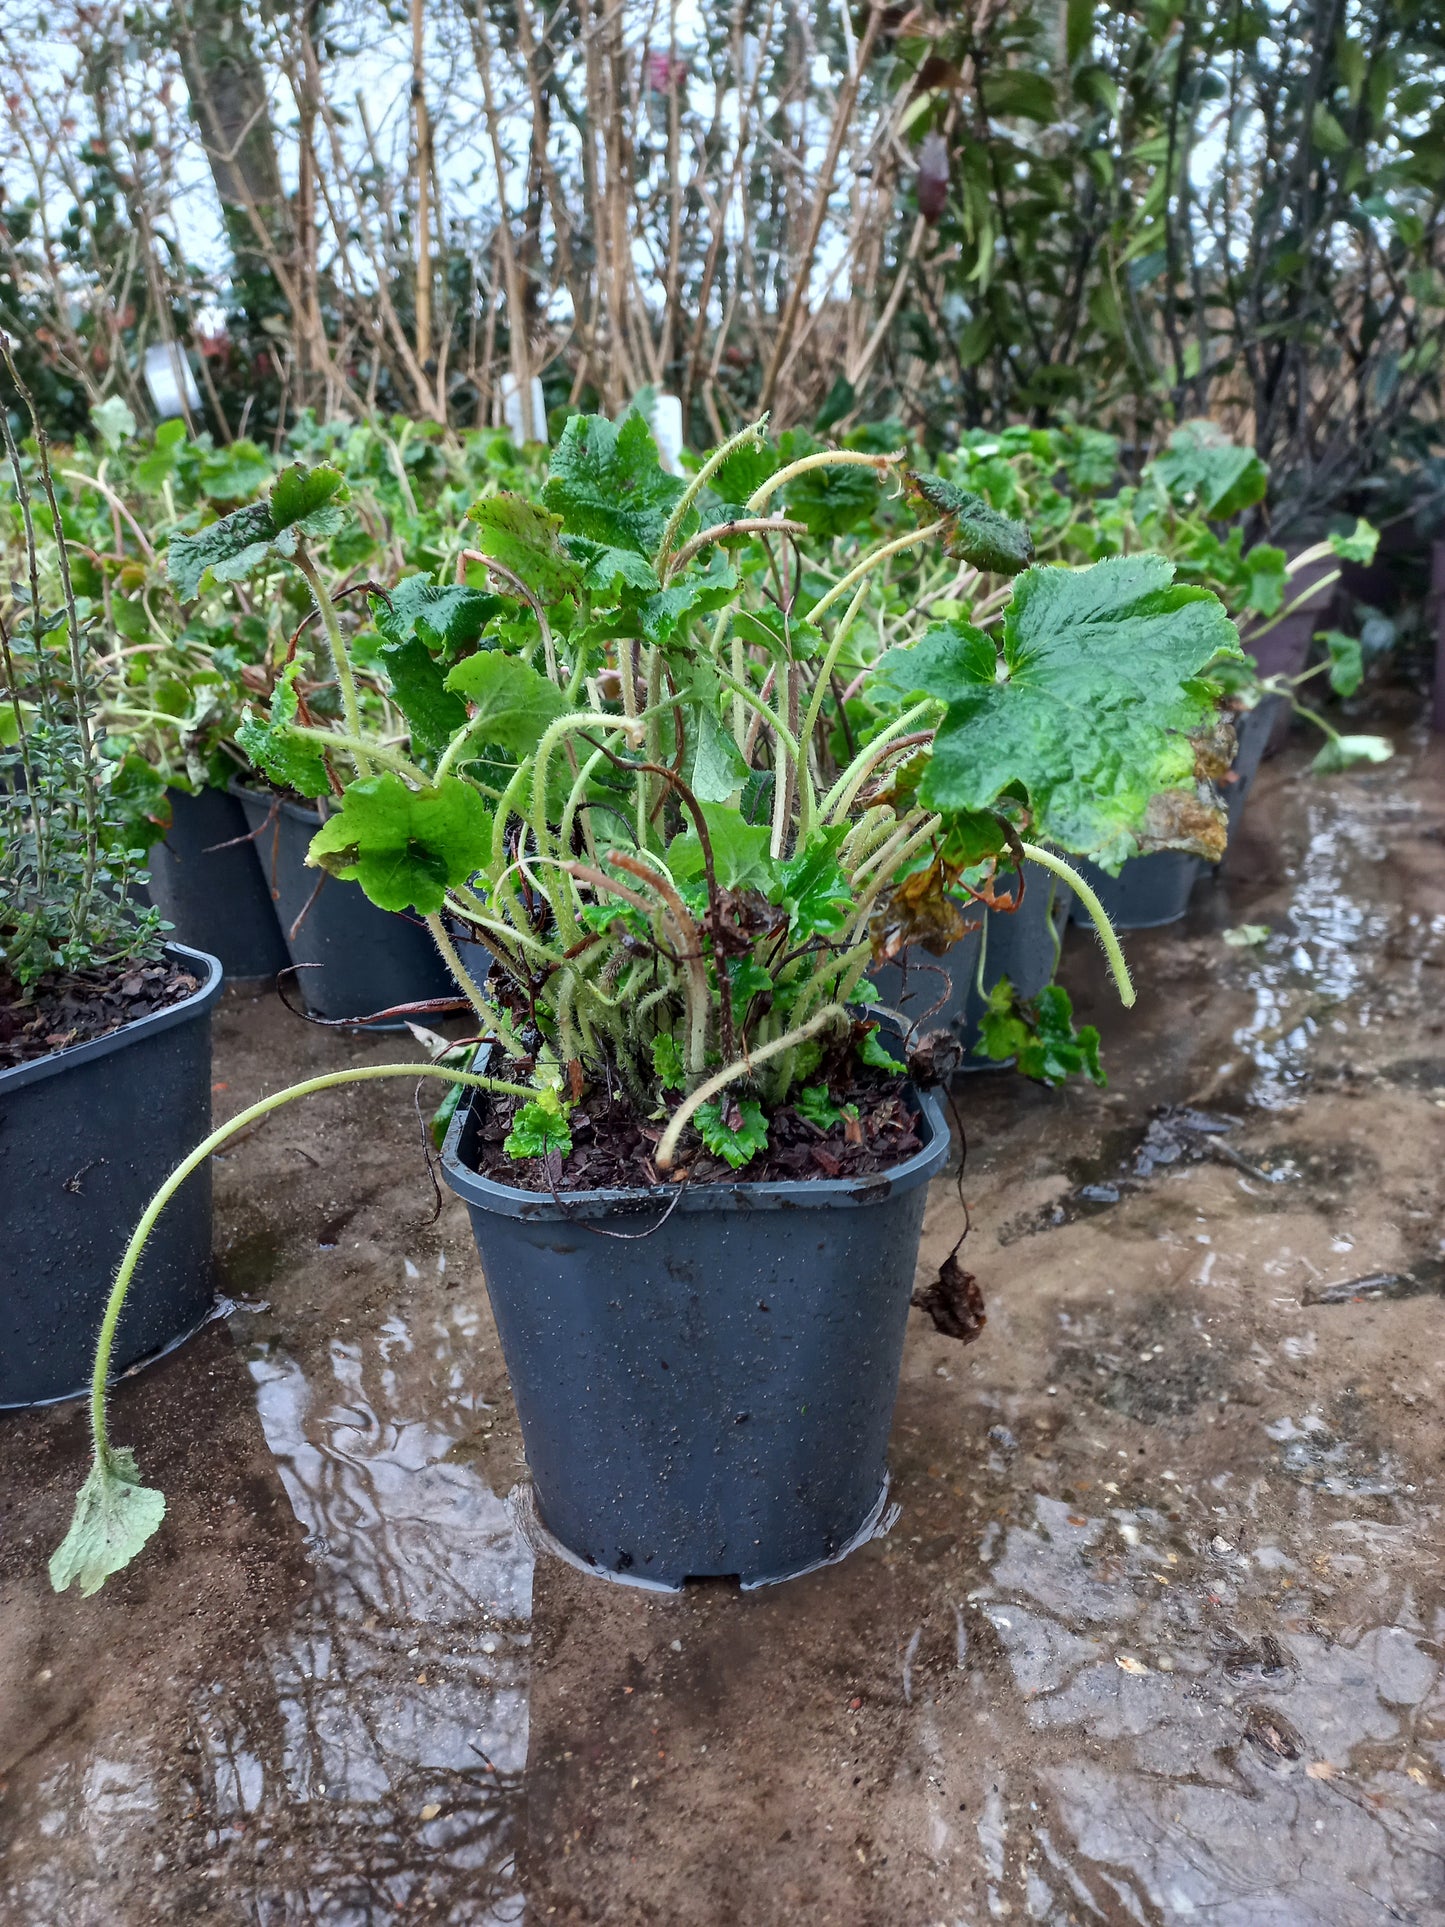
[0,955,201,1071]
[471,1064,926,1193]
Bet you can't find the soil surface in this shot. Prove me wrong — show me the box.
[473,1061,922,1192]
[3,693,1444,1925]
[0,954,201,1071]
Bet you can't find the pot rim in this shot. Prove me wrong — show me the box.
[440,1058,950,1222]
[228,778,329,826]
[0,941,223,1095]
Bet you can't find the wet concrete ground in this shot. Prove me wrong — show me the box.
[3,700,1444,1926]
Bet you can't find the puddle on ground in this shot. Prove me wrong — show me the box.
[3,723,1444,1923]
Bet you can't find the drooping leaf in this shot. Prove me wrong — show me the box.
[869,855,975,960]
[378,635,470,760]
[685,698,749,804]
[50,1447,166,1597]
[167,462,350,600]
[695,1096,769,1169]
[466,495,582,604]
[1244,542,1288,615]
[375,578,502,661]
[543,412,687,556]
[443,652,570,757]
[904,471,1035,574]
[1321,631,1365,697]
[974,979,1105,1087]
[1310,732,1393,774]
[236,659,332,798]
[878,557,1242,868]
[1328,518,1380,564]
[857,1027,907,1074]
[1150,421,1267,520]
[306,771,491,914]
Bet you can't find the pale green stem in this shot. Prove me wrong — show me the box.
[654,1004,851,1172]
[1244,565,1341,647]
[821,701,935,823]
[655,413,768,567]
[86,1063,534,1467]
[797,575,872,835]
[1019,842,1134,1008]
[849,813,943,899]
[284,725,429,786]
[295,548,369,772]
[712,663,801,762]
[745,449,901,516]
[807,525,937,627]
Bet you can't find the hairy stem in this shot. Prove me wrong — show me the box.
[655,412,768,567]
[1018,842,1134,1007]
[654,1004,850,1171]
[85,1063,534,1471]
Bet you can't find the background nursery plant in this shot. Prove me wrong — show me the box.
[52,409,1249,1594]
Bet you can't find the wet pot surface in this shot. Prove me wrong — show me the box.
[441,1086,950,1588]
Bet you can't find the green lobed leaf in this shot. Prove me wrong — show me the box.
[1328,518,1380,564]
[504,1089,573,1160]
[443,651,570,757]
[878,557,1242,868]
[772,827,854,938]
[857,1028,906,1074]
[378,635,470,760]
[794,1083,857,1129]
[50,1447,166,1597]
[236,660,332,798]
[306,771,491,914]
[91,395,137,451]
[1321,631,1365,697]
[1150,421,1267,520]
[904,471,1035,574]
[543,412,687,556]
[695,1096,769,1169]
[167,462,350,600]
[269,460,349,530]
[666,803,774,892]
[168,500,275,601]
[466,495,582,604]
[375,578,502,661]
[974,979,1105,1087]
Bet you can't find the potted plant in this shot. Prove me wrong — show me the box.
[1,352,223,1408]
[50,413,1240,1596]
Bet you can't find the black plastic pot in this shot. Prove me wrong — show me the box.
[1223,695,1285,842]
[0,943,222,1407]
[233,786,455,1022]
[146,785,289,985]
[1071,851,1201,931]
[867,860,1071,1065]
[441,1078,950,1589]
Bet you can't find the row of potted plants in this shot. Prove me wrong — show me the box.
[2,377,1392,1597]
